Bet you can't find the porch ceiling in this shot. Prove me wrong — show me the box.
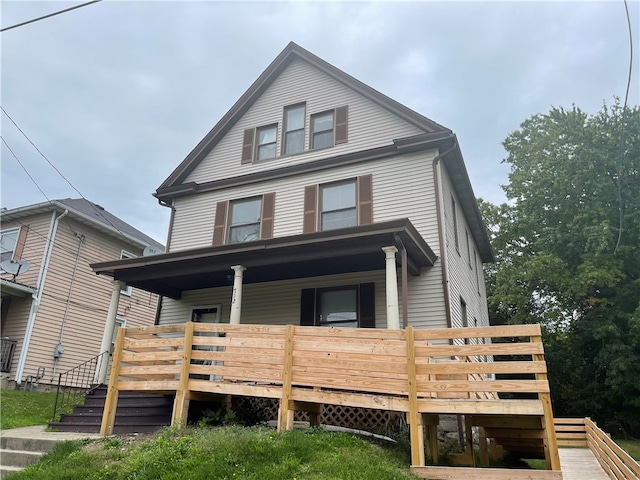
[91,219,437,299]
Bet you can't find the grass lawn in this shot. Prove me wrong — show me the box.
[10,426,416,480]
[0,389,60,430]
[617,439,640,461]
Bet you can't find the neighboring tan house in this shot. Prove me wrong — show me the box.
[92,42,493,340]
[1,198,163,388]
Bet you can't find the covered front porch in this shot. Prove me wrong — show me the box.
[91,219,438,381]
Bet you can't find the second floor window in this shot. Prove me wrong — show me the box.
[256,125,277,161]
[320,180,356,231]
[311,111,334,149]
[228,197,262,243]
[283,104,305,155]
[0,228,19,264]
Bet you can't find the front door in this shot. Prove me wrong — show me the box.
[191,306,222,380]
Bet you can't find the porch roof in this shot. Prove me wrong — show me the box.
[91,219,437,299]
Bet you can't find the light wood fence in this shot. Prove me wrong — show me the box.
[101,323,561,478]
[555,418,640,480]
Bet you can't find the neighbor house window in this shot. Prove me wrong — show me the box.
[0,228,20,264]
[461,298,469,344]
[465,229,471,266]
[283,103,305,155]
[120,251,135,296]
[320,180,356,231]
[256,124,277,160]
[111,317,126,353]
[311,111,334,149]
[228,197,262,244]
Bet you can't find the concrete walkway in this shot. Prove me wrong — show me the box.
[0,425,101,477]
[559,447,610,480]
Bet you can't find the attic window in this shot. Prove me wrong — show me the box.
[283,104,305,155]
[256,124,277,161]
[311,111,334,149]
[0,228,20,264]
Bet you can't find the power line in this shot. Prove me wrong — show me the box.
[0,106,134,243]
[1,0,103,33]
[0,136,52,203]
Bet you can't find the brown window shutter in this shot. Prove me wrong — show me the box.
[303,184,318,234]
[14,226,28,259]
[359,282,375,328]
[212,200,228,246]
[357,174,373,225]
[241,128,255,164]
[335,106,348,144]
[260,192,276,239]
[300,288,316,326]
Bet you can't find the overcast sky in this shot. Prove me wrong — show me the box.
[1,1,638,245]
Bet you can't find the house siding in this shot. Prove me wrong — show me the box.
[1,212,55,288]
[184,58,424,185]
[439,164,489,339]
[164,149,449,329]
[18,216,159,385]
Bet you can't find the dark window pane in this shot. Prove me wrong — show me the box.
[321,208,357,230]
[229,224,260,243]
[320,289,357,327]
[286,105,305,130]
[285,130,304,155]
[257,143,276,160]
[231,198,261,226]
[313,131,334,149]
[322,182,355,211]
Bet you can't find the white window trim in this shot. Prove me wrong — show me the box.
[111,316,126,352]
[0,227,21,271]
[119,250,136,296]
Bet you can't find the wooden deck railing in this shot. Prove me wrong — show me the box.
[555,418,640,480]
[102,323,561,476]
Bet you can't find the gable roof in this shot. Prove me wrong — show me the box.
[157,41,451,192]
[1,198,164,251]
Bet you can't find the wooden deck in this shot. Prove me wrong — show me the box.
[559,448,609,480]
[101,323,563,478]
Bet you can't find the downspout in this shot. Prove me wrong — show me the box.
[154,199,174,326]
[51,232,85,381]
[15,209,69,383]
[432,143,457,329]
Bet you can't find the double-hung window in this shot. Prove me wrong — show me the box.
[228,197,262,244]
[318,287,358,328]
[283,104,305,155]
[311,111,334,149]
[256,124,277,161]
[319,180,357,231]
[0,228,20,264]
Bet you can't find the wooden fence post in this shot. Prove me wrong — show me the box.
[277,324,295,431]
[171,321,195,427]
[405,326,426,467]
[100,326,126,435]
[532,331,561,471]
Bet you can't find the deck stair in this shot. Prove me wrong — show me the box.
[49,385,172,434]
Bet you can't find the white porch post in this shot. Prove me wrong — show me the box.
[229,265,246,325]
[382,246,401,330]
[96,280,124,384]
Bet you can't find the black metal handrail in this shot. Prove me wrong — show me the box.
[51,351,109,422]
[1,337,17,373]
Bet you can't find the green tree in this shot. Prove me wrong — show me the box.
[481,100,640,436]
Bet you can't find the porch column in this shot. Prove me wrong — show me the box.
[229,265,246,325]
[96,280,124,384]
[382,246,401,329]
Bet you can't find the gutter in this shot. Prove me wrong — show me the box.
[14,209,68,383]
[432,143,458,329]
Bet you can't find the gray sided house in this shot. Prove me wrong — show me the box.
[92,42,493,340]
[0,198,163,387]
